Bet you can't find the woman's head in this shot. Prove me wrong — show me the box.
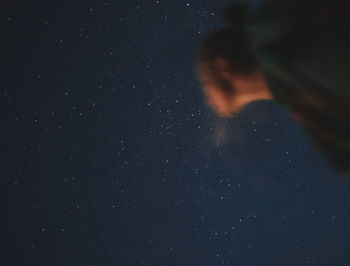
[197,4,271,117]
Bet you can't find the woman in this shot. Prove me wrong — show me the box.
[197,1,350,174]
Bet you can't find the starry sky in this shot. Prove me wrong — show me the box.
[3,1,350,265]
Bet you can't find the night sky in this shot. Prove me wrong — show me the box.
[3,1,350,265]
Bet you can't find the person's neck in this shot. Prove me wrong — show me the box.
[230,71,273,108]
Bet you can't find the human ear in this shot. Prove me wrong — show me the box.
[213,57,232,79]
[213,58,231,72]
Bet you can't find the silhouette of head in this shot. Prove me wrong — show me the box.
[198,4,272,117]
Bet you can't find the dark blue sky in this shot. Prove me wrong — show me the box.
[3,1,350,265]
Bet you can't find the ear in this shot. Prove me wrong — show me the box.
[213,58,232,79]
[213,58,231,72]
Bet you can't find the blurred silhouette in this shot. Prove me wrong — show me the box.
[197,0,350,175]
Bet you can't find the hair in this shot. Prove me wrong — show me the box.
[199,3,257,75]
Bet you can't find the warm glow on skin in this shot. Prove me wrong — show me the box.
[202,81,236,117]
[198,59,273,117]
